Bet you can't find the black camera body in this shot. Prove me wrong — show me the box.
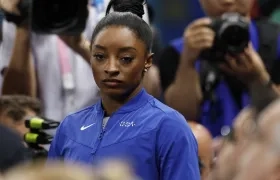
[4,0,89,35]
[200,13,250,63]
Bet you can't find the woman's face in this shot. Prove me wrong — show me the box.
[199,0,254,17]
[90,26,152,98]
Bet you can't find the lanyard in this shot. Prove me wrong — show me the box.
[57,39,75,91]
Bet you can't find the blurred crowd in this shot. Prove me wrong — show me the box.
[0,0,280,179]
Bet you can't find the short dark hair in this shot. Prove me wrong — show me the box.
[10,95,42,116]
[0,95,42,122]
[90,0,153,52]
[0,96,25,122]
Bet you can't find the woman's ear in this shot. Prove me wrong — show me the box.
[144,53,153,71]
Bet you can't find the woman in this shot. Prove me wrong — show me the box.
[48,0,200,179]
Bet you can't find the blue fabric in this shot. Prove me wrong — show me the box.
[170,21,280,137]
[48,89,200,180]
[91,0,105,12]
[188,0,205,19]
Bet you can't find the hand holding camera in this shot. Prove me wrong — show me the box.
[183,17,215,66]
[220,44,270,85]
[184,13,269,86]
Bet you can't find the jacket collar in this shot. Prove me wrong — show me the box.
[95,88,152,114]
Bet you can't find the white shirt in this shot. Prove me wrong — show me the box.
[0,7,100,122]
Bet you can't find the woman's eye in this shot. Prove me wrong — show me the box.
[120,57,134,64]
[93,54,105,61]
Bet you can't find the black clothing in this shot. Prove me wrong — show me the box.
[0,124,31,172]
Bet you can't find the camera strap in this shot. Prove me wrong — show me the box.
[57,38,76,114]
[200,61,223,122]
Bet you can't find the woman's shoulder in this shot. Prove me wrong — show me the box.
[60,104,98,127]
[147,98,187,125]
[148,101,196,141]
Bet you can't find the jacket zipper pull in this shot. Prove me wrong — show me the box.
[99,130,105,140]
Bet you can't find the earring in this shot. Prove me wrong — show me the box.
[144,68,148,72]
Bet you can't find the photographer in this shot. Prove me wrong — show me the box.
[0,0,100,122]
[158,0,280,137]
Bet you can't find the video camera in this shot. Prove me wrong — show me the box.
[24,117,60,159]
[200,13,250,64]
[3,0,89,35]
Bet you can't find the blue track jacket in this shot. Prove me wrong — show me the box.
[48,89,200,180]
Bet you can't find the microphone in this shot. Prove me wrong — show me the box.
[25,117,60,130]
[24,132,53,144]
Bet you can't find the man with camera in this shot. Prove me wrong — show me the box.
[158,0,280,137]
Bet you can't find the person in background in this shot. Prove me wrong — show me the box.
[48,0,200,179]
[210,79,280,180]
[0,124,31,173]
[4,160,140,180]
[158,0,280,137]
[0,0,100,122]
[141,2,162,99]
[0,95,41,136]
[230,99,280,180]
[146,2,163,65]
[10,95,41,117]
[3,161,95,180]
[189,121,213,180]
[0,96,26,135]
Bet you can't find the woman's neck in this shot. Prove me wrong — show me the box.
[101,85,143,116]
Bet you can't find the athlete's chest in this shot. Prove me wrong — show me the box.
[62,116,158,165]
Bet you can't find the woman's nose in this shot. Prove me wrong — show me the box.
[104,59,119,76]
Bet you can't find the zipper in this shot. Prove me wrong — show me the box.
[92,111,105,155]
[92,129,105,155]
[91,109,119,156]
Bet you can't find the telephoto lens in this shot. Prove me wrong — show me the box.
[3,0,89,35]
[31,0,89,35]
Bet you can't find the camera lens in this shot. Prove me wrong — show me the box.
[222,25,247,46]
[219,23,249,54]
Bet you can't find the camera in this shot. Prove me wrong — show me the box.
[24,117,60,159]
[3,0,89,35]
[200,13,250,63]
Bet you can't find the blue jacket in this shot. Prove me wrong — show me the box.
[48,89,200,180]
[170,21,280,137]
